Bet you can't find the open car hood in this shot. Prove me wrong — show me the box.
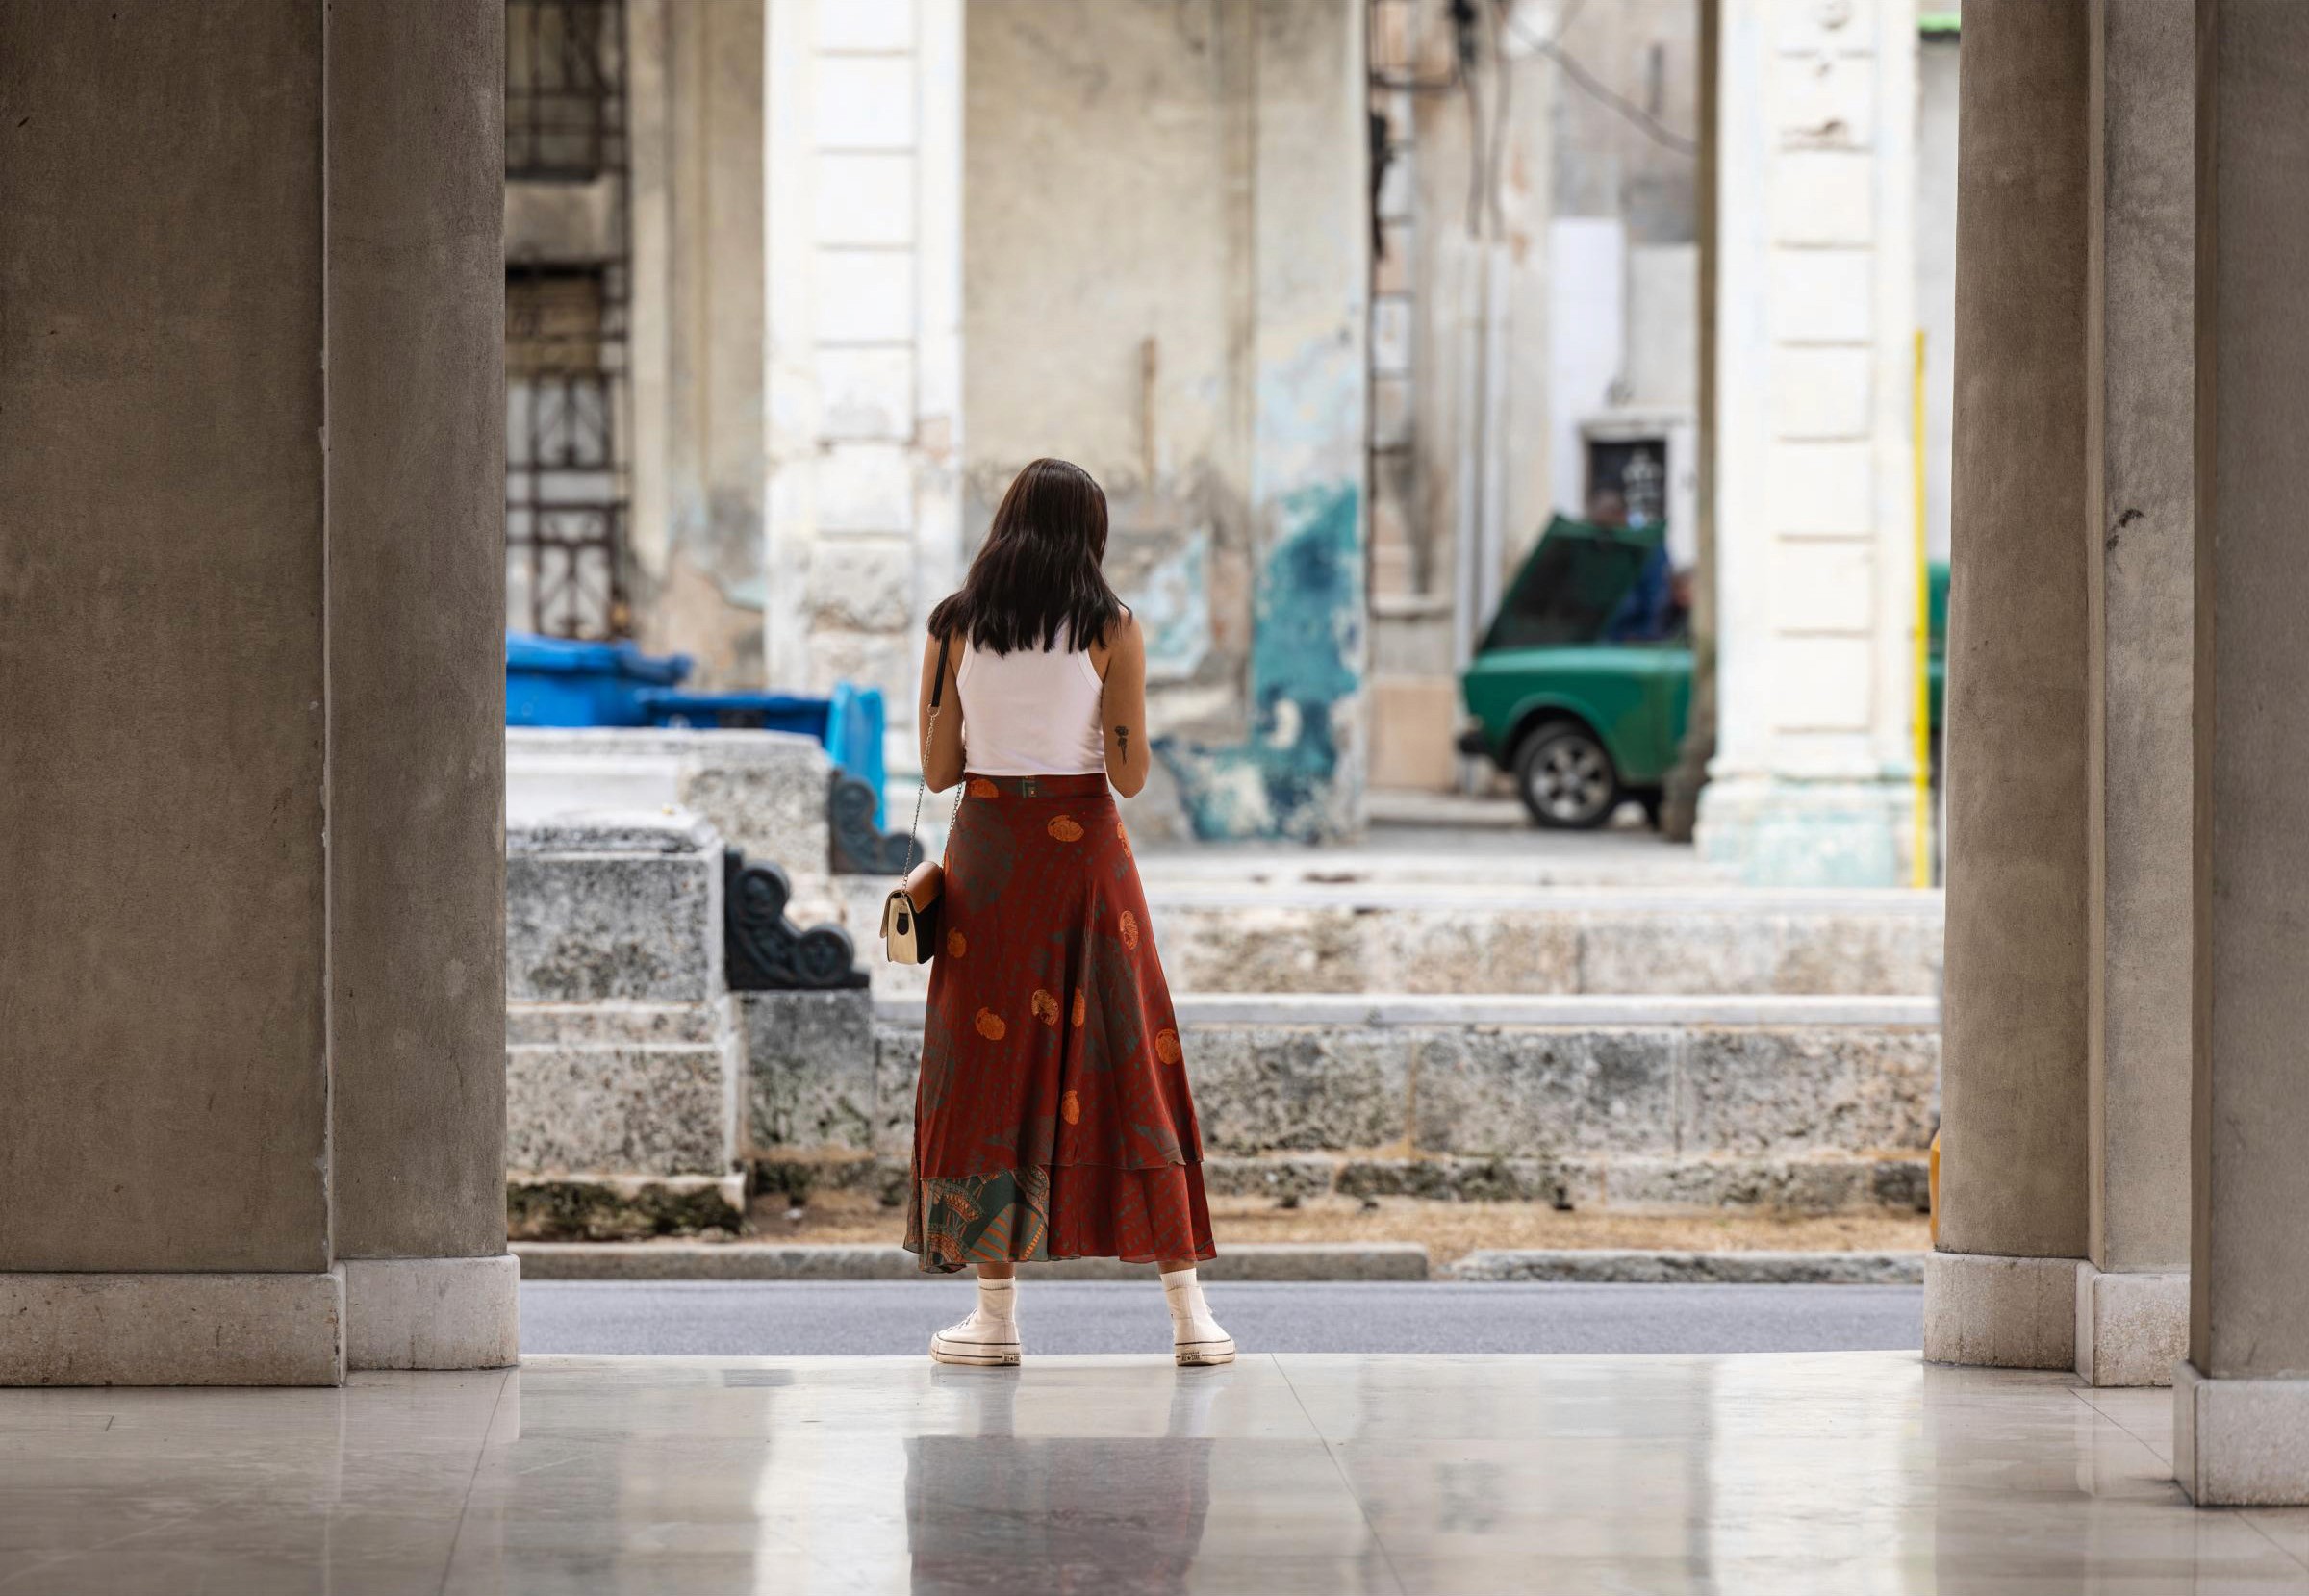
[1479,514,1666,652]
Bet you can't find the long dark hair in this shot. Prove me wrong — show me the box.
[928,458,1124,655]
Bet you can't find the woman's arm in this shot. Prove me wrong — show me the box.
[1099,614,1152,798]
[917,629,966,792]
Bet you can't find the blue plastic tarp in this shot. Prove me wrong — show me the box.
[505,633,693,727]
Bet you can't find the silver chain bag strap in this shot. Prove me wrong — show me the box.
[880,633,965,964]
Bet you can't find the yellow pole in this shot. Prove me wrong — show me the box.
[1911,329,1933,889]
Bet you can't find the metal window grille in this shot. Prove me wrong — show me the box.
[507,0,622,181]
[1586,437,1669,529]
[505,0,632,641]
[507,266,631,640]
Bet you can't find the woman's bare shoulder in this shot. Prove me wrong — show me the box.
[1089,608,1138,671]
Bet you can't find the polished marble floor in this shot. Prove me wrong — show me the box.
[3,1352,2305,1594]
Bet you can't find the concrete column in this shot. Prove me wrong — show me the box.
[324,0,520,1373]
[2174,0,2309,1507]
[1662,0,1720,844]
[1923,0,2093,1372]
[0,0,513,1385]
[2075,0,2195,1388]
[1694,0,1923,886]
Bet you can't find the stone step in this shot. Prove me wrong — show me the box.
[794,992,1940,1217]
[889,993,1941,1026]
[1448,1250,1925,1285]
[847,883,1945,999]
[514,1240,1430,1282]
[1132,837,1734,890]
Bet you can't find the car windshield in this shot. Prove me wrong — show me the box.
[1480,515,1668,651]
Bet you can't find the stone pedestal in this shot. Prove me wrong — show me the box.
[1922,1254,2077,1371]
[1694,0,1919,886]
[1693,779,1909,890]
[505,815,749,1236]
[0,1,512,1384]
[2176,1364,2309,1507]
[344,1258,522,1374]
[2074,1265,2188,1389]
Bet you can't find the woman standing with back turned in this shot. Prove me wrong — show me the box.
[903,457,1232,1368]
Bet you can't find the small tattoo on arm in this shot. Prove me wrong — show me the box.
[1116,725,1130,760]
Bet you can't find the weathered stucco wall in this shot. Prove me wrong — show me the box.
[965,0,1258,822]
[624,0,771,687]
[964,0,1368,840]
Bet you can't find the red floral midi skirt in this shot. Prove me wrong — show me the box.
[904,772,1215,1274]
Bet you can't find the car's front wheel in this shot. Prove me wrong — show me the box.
[1514,723,1622,829]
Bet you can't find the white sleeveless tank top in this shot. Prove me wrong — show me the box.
[955,629,1107,776]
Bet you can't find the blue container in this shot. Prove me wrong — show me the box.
[506,634,692,728]
[637,690,831,739]
[638,683,891,825]
[825,683,889,825]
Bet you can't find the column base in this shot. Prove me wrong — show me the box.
[1693,773,1914,887]
[2074,1265,2188,1387]
[1923,1251,2079,1369]
[344,1254,520,1371]
[2176,1360,2309,1505]
[0,1269,345,1386]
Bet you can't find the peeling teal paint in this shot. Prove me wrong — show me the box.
[1155,482,1362,841]
[1130,527,1211,680]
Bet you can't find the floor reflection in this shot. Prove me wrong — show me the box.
[903,1368,1215,1595]
[7,1354,2309,1594]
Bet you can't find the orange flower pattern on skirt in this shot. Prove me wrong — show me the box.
[906,771,1212,1276]
[946,929,967,958]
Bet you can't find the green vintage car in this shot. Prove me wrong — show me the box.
[1458,516,1948,828]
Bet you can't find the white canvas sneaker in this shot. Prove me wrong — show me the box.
[1162,1267,1235,1367]
[929,1278,1023,1367]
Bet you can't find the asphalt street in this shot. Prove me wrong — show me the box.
[520,1280,1924,1357]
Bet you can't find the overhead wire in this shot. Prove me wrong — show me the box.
[1508,4,1699,158]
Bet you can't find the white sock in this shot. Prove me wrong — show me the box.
[1160,1266,1207,1323]
[977,1277,1017,1325]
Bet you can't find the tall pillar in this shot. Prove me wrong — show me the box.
[1923,0,2093,1371]
[1661,0,1719,845]
[0,0,513,1385]
[2075,0,2195,1387]
[2175,0,2309,1506]
[766,0,966,779]
[1695,0,1922,886]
